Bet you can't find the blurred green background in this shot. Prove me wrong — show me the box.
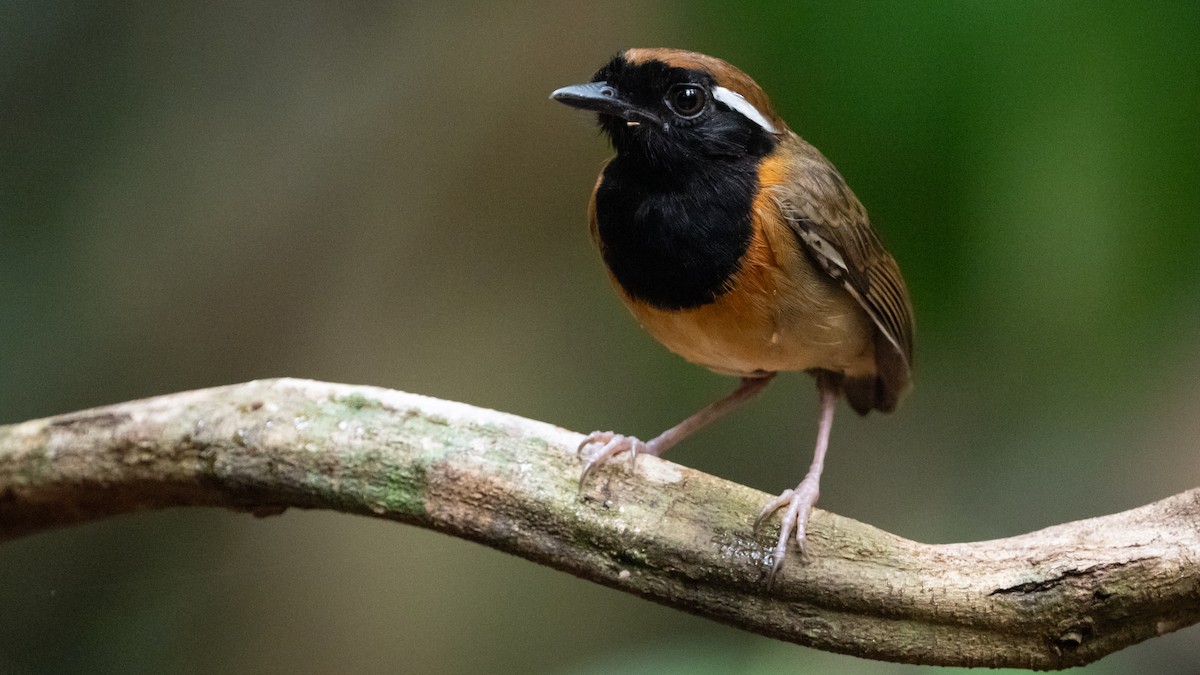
[2,1,1198,673]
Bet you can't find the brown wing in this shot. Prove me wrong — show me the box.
[775,138,914,413]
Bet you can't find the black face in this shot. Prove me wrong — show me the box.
[555,55,776,169]
[599,56,775,167]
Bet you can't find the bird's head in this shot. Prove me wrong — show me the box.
[552,49,784,169]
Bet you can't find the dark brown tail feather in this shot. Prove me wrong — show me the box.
[843,375,881,415]
[844,331,912,415]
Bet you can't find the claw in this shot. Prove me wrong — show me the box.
[576,434,596,457]
[576,431,646,490]
[758,476,821,586]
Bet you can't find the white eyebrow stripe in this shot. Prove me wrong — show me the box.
[712,86,778,134]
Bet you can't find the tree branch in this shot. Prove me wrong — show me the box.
[0,378,1196,669]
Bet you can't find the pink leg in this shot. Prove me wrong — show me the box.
[755,378,838,584]
[578,373,775,487]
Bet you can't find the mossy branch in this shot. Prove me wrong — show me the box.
[1,378,1196,669]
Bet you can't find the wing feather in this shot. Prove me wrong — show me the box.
[774,137,915,409]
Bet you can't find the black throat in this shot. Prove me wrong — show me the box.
[584,55,779,311]
[594,156,759,311]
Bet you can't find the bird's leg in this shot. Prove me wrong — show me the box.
[755,376,839,583]
[578,373,776,487]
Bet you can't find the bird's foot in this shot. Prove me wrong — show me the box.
[754,475,821,585]
[577,431,656,488]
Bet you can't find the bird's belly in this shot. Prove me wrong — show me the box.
[622,263,876,378]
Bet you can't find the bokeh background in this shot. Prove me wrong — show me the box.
[3,2,1199,673]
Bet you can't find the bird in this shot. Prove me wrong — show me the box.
[550,48,914,581]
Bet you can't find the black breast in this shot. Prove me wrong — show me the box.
[594,159,757,311]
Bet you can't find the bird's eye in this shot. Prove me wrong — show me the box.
[666,83,707,118]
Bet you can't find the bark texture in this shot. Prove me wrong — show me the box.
[1,378,1196,669]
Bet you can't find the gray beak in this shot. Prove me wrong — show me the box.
[550,82,647,123]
